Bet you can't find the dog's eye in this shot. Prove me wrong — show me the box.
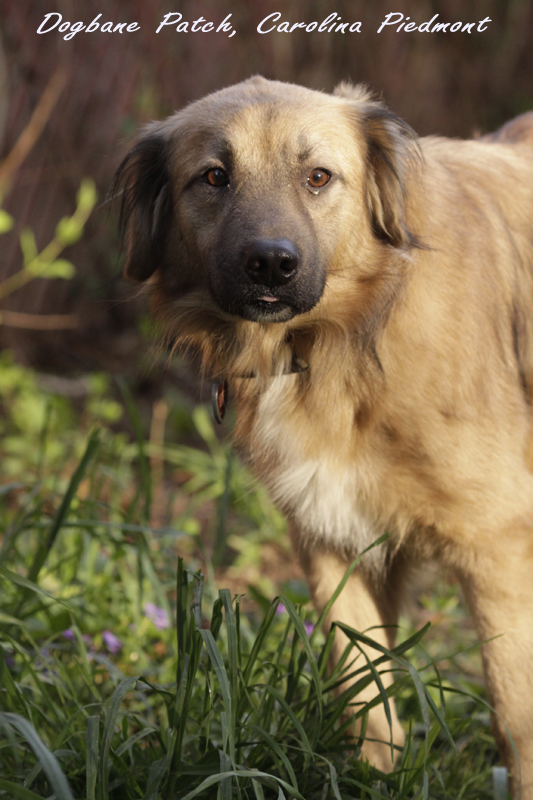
[205,168,229,187]
[307,169,330,189]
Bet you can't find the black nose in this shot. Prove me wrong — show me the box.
[244,239,300,287]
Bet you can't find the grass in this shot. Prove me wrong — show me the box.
[0,357,509,799]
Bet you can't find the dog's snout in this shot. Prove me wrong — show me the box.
[244,239,300,287]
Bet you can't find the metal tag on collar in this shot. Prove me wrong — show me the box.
[290,355,308,373]
[212,380,228,424]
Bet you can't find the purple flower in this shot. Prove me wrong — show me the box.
[62,629,92,646]
[276,603,287,615]
[102,630,122,654]
[144,602,170,630]
[304,622,315,637]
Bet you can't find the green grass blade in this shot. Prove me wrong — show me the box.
[199,629,234,761]
[213,451,233,566]
[349,643,394,762]
[279,595,322,723]
[116,378,152,522]
[0,567,76,613]
[0,645,29,714]
[0,713,75,800]
[98,676,139,800]
[86,715,99,800]
[251,779,266,800]
[310,533,390,646]
[0,780,45,800]
[336,621,457,754]
[144,728,177,800]
[220,589,238,738]
[251,725,299,791]
[242,599,281,685]
[317,756,342,800]
[261,685,313,757]
[26,429,100,587]
[218,750,232,800]
[115,726,156,757]
[180,770,305,800]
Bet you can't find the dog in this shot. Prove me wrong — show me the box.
[115,76,533,797]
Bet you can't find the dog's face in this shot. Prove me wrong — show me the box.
[116,77,418,328]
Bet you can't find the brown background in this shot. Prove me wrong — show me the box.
[1,0,532,379]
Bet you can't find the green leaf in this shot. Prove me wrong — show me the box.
[40,259,76,280]
[193,405,220,453]
[0,209,14,233]
[55,216,83,245]
[77,178,97,212]
[19,228,38,265]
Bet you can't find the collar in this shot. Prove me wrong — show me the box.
[212,354,309,424]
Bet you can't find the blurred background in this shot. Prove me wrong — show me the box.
[1,0,533,381]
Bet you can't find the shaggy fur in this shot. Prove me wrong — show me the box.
[115,77,533,798]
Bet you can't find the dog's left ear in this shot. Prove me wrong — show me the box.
[113,129,172,281]
[335,84,419,249]
[362,106,419,249]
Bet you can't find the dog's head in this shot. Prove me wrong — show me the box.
[115,77,419,333]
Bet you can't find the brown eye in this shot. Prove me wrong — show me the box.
[205,168,229,187]
[308,168,330,189]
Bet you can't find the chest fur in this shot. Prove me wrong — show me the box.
[235,375,387,557]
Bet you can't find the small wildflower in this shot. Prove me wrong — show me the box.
[62,628,92,646]
[276,603,287,615]
[144,602,170,630]
[304,621,315,637]
[102,630,122,654]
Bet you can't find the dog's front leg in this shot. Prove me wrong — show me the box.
[292,531,405,772]
[458,530,533,800]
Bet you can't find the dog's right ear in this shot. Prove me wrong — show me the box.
[114,130,172,282]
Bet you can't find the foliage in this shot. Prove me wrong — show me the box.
[0,359,510,799]
[0,179,97,311]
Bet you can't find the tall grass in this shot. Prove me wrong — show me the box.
[0,364,507,798]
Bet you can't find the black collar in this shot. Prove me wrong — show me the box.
[212,355,308,423]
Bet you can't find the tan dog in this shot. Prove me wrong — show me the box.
[116,77,533,797]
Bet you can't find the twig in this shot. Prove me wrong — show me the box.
[0,310,78,329]
[0,68,67,194]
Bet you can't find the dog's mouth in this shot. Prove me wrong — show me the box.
[207,278,300,322]
[241,293,296,323]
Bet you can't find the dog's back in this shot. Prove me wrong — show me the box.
[484,110,533,146]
